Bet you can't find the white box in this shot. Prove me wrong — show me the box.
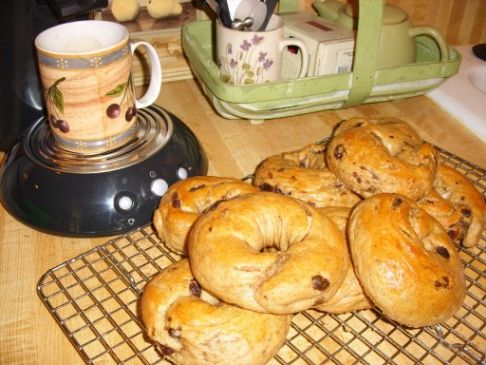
[283,14,355,77]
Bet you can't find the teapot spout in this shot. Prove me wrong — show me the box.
[313,0,345,23]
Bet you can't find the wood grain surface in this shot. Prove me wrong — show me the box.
[0,79,485,365]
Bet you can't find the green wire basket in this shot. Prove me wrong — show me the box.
[181,0,460,121]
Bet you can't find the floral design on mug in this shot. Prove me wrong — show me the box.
[46,77,70,133]
[105,73,137,122]
[219,34,274,85]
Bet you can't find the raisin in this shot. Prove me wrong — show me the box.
[447,230,458,240]
[189,279,201,297]
[159,344,175,356]
[312,275,330,291]
[435,246,450,259]
[333,144,345,160]
[172,197,181,208]
[260,183,275,192]
[434,276,450,289]
[392,197,403,209]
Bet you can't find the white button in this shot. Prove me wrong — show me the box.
[177,167,188,180]
[151,178,168,196]
[118,195,134,211]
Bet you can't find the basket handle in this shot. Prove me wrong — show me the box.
[345,0,385,107]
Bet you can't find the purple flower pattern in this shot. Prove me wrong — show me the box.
[219,34,275,85]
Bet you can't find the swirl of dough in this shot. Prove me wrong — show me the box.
[253,143,361,208]
[313,206,372,314]
[327,117,438,200]
[188,192,348,314]
[153,176,259,253]
[141,260,291,365]
[418,163,485,247]
[348,193,466,327]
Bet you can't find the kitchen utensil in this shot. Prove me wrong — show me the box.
[259,0,278,30]
[233,0,267,31]
[218,0,235,27]
[0,105,207,237]
[198,0,219,17]
[314,0,449,68]
[216,14,309,85]
[231,16,254,30]
[0,0,208,237]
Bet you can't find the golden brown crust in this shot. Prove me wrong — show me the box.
[313,207,372,314]
[140,260,292,365]
[326,117,438,200]
[188,192,348,314]
[418,164,486,247]
[348,194,466,327]
[153,176,258,253]
[253,143,361,208]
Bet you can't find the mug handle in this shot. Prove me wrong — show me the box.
[279,39,309,78]
[409,26,449,63]
[131,41,162,109]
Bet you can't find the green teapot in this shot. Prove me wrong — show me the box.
[313,0,449,68]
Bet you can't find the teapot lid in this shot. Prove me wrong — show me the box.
[344,3,408,25]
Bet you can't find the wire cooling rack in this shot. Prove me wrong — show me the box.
[37,146,486,365]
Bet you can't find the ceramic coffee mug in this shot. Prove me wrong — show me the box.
[35,20,161,153]
[216,15,309,85]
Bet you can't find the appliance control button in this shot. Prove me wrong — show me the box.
[114,192,138,213]
[177,167,188,180]
[151,178,168,196]
[117,195,134,211]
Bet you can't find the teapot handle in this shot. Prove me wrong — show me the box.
[409,26,449,63]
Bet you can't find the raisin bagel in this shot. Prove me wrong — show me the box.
[313,207,372,314]
[348,194,466,327]
[327,117,438,200]
[188,192,348,314]
[418,163,485,247]
[153,176,258,253]
[253,143,361,208]
[141,259,291,365]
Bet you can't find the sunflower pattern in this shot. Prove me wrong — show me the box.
[219,34,275,85]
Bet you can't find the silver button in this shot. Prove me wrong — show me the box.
[151,178,168,196]
[117,195,134,211]
[177,167,188,180]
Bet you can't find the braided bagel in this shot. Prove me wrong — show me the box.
[418,163,485,247]
[253,143,361,208]
[141,259,291,365]
[327,117,438,200]
[188,192,348,314]
[153,176,258,253]
[313,207,372,314]
[348,194,466,327]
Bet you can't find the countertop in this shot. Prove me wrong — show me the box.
[0,78,485,365]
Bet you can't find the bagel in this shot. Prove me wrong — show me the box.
[418,163,485,247]
[253,143,361,208]
[326,117,438,200]
[140,259,291,365]
[313,207,372,314]
[348,193,466,327]
[153,176,259,253]
[188,192,348,314]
